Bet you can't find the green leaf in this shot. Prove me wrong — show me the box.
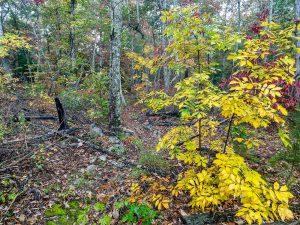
[45,204,66,217]
[98,215,112,225]
[94,202,105,212]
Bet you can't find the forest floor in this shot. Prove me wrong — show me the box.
[0,92,299,225]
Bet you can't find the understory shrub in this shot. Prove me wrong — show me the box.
[128,6,296,225]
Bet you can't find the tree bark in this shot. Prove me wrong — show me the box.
[268,0,274,23]
[162,0,170,92]
[99,32,104,69]
[91,33,97,72]
[296,0,300,79]
[70,0,76,69]
[109,0,123,132]
[136,0,140,24]
[0,9,11,74]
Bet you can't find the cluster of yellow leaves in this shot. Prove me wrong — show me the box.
[172,153,294,224]
[129,177,171,210]
[0,33,31,58]
[224,24,295,129]
[129,6,296,225]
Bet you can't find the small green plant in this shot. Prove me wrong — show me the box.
[131,112,140,120]
[132,137,144,150]
[139,151,170,173]
[31,145,48,170]
[94,202,106,212]
[120,203,158,225]
[57,185,76,199]
[0,191,6,203]
[131,168,147,177]
[24,82,46,97]
[45,201,110,225]
[45,201,89,225]
[98,214,112,225]
[0,117,7,141]
[109,145,127,156]
[116,132,127,141]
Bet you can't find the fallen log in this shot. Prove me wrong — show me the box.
[0,128,78,146]
[19,115,57,121]
[145,110,180,117]
[23,115,57,121]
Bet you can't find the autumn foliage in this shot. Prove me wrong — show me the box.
[128,6,298,225]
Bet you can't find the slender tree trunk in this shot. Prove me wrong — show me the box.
[127,0,135,86]
[91,33,97,72]
[109,0,123,132]
[296,0,300,79]
[162,0,170,92]
[198,0,202,15]
[70,0,76,69]
[99,32,104,69]
[0,12,11,74]
[232,0,241,73]
[268,0,274,23]
[136,0,140,24]
[223,0,230,26]
[236,0,241,50]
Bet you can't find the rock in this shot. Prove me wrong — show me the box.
[109,160,124,168]
[89,124,103,137]
[99,155,107,161]
[143,123,152,130]
[121,127,135,135]
[112,208,119,219]
[109,136,121,144]
[153,130,161,138]
[18,214,26,222]
[90,157,98,164]
[74,178,82,187]
[182,211,235,225]
[86,165,97,175]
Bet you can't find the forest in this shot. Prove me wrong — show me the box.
[0,0,300,224]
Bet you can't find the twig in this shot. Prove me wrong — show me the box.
[176,118,229,147]
[223,114,235,153]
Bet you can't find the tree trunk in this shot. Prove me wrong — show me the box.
[268,0,274,23]
[91,33,97,72]
[109,0,123,132]
[70,0,76,69]
[99,32,104,69]
[0,12,11,74]
[236,0,241,50]
[296,0,300,79]
[136,0,140,24]
[162,0,170,92]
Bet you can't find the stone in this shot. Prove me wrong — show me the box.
[109,136,121,144]
[86,165,97,175]
[153,130,161,138]
[143,123,152,130]
[89,124,103,137]
[99,155,107,161]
